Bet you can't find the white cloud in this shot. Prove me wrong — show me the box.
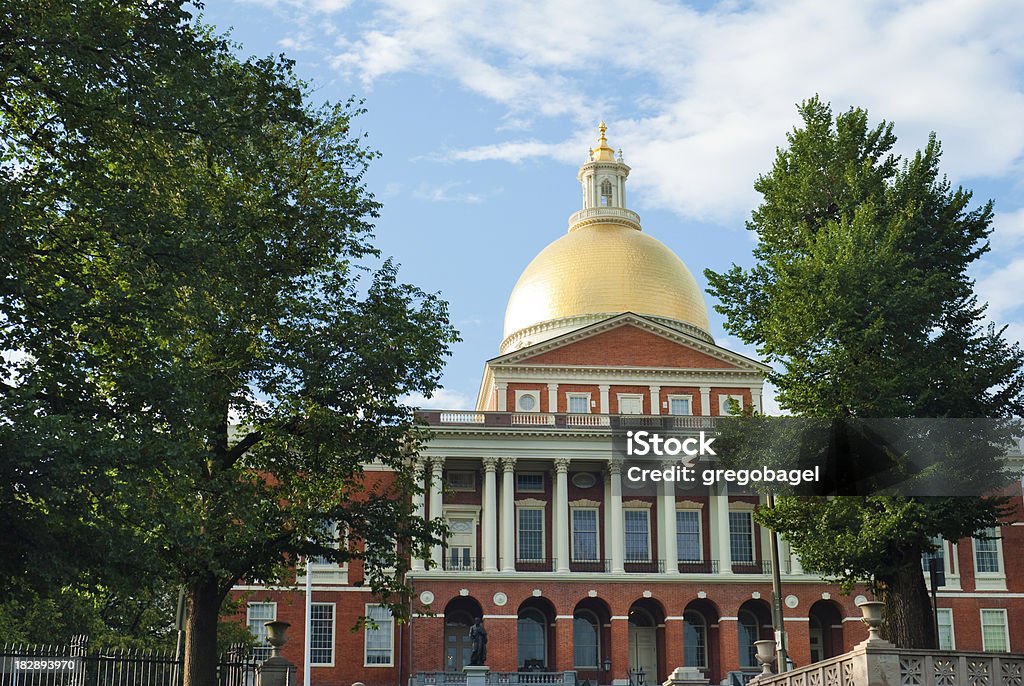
[412,181,498,204]
[991,207,1024,251]
[402,387,473,410]
[327,0,1024,222]
[977,257,1024,321]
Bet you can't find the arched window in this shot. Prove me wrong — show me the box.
[738,610,759,668]
[683,610,707,669]
[600,179,613,206]
[573,610,600,668]
[518,608,547,668]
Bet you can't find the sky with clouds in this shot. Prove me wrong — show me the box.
[202,0,1024,412]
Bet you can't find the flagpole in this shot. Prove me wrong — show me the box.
[304,561,312,686]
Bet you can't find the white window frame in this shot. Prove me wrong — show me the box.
[980,608,1009,653]
[936,608,955,650]
[310,602,336,667]
[728,510,755,563]
[573,609,602,669]
[571,507,600,562]
[676,509,703,562]
[443,508,480,571]
[617,393,644,415]
[446,470,476,492]
[515,390,541,412]
[516,472,545,493]
[719,394,744,416]
[973,527,1006,590]
[364,604,395,667]
[567,392,592,414]
[667,394,693,416]
[516,504,546,561]
[246,602,277,661]
[623,508,652,562]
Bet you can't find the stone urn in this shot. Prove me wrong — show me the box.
[264,621,291,658]
[754,639,777,677]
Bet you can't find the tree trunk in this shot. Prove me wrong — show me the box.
[876,558,936,648]
[183,575,223,686]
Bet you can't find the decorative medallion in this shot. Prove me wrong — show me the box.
[642,590,652,598]
[751,591,761,600]
[588,590,598,598]
[419,591,435,606]
[459,588,469,597]
[821,592,831,600]
[697,591,707,599]
[854,595,868,607]
[785,595,799,609]
[493,592,508,607]
[532,588,542,597]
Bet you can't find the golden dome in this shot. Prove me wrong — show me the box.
[502,221,710,347]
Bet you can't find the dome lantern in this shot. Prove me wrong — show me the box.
[571,123,641,233]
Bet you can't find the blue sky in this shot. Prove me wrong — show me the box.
[200,0,1024,412]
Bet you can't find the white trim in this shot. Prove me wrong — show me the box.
[364,604,395,667]
[980,608,1010,652]
[719,394,744,416]
[309,602,336,667]
[617,393,644,415]
[570,506,601,562]
[566,392,592,414]
[667,394,694,416]
[936,608,955,651]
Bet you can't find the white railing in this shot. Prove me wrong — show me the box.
[565,414,611,427]
[439,412,485,424]
[669,416,720,429]
[511,413,555,426]
[568,207,641,228]
[753,645,1024,686]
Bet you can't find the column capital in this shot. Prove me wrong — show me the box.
[495,382,508,390]
[430,457,445,474]
[606,458,623,476]
[502,456,517,472]
[699,385,711,393]
[598,384,611,391]
[547,382,559,390]
[648,384,661,391]
[482,457,500,472]
[553,457,570,474]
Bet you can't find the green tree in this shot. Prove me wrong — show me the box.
[706,97,1024,648]
[1,2,457,685]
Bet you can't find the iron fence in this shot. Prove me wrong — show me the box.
[0,637,258,686]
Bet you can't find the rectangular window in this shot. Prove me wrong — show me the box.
[309,520,342,566]
[516,473,545,492]
[974,528,1001,573]
[668,397,692,416]
[310,603,335,665]
[518,508,544,560]
[618,395,643,415]
[446,470,476,491]
[624,509,651,561]
[936,609,955,651]
[572,509,599,561]
[568,394,590,414]
[246,602,277,661]
[980,609,1009,652]
[922,536,945,575]
[729,511,755,563]
[365,604,394,666]
[676,510,702,562]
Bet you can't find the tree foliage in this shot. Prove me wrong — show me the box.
[1,1,457,683]
[706,97,1024,648]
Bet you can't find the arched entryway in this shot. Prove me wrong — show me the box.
[683,599,720,684]
[628,599,665,683]
[737,600,773,670]
[573,598,611,683]
[808,600,844,663]
[518,597,556,670]
[444,596,483,671]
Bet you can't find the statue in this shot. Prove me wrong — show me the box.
[469,616,487,666]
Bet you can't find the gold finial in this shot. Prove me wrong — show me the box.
[590,120,615,161]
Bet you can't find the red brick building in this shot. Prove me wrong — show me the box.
[231,126,1024,686]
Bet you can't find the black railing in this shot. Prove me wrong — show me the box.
[569,559,610,572]
[516,558,554,572]
[443,555,482,572]
[624,558,664,573]
[678,559,719,574]
[732,560,771,574]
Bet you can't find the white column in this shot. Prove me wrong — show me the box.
[599,384,610,414]
[554,458,571,573]
[751,387,762,414]
[411,460,427,571]
[700,386,712,417]
[482,457,499,572]
[649,385,661,415]
[715,480,732,574]
[781,538,793,575]
[500,457,517,571]
[660,466,678,574]
[609,459,625,574]
[496,383,508,411]
[429,457,445,568]
[547,383,559,413]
